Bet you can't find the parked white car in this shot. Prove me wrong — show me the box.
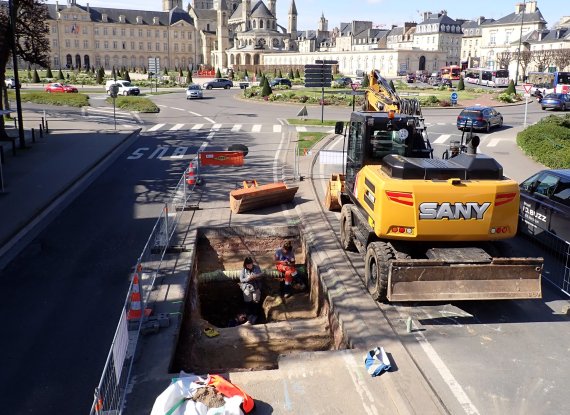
[5,78,20,89]
[105,79,140,96]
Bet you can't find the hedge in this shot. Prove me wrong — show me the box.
[517,114,570,168]
[106,96,159,113]
[9,91,89,107]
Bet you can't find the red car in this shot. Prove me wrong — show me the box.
[45,83,78,93]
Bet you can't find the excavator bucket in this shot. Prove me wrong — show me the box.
[387,257,543,302]
[324,173,345,211]
[230,181,299,214]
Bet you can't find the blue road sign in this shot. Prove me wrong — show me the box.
[451,92,458,101]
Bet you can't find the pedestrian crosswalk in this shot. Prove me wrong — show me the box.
[142,123,295,134]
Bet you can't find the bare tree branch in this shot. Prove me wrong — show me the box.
[551,48,570,72]
[496,51,515,69]
[532,49,555,72]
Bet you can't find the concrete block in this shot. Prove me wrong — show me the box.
[140,320,160,335]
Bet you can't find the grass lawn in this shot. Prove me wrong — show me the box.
[297,131,328,155]
[105,96,159,112]
[8,91,89,107]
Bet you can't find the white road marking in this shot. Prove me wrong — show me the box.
[87,108,131,116]
[231,124,242,132]
[170,123,185,131]
[433,134,451,144]
[204,117,215,124]
[486,138,507,147]
[171,107,185,111]
[437,122,447,125]
[211,124,222,131]
[122,124,136,129]
[157,104,167,107]
[251,124,262,133]
[188,111,202,116]
[198,141,208,151]
[273,125,282,133]
[147,123,165,132]
[207,132,215,140]
[133,113,143,124]
[296,126,307,132]
[191,124,203,130]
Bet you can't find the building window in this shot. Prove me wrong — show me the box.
[122,41,126,49]
[130,29,134,36]
[181,31,185,39]
[65,39,71,48]
[64,26,69,33]
[84,40,88,48]
[188,32,192,40]
[94,27,99,35]
[147,30,151,37]
[54,57,60,67]
[131,41,135,49]
[82,26,87,35]
[103,27,108,36]
[104,41,109,49]
[156,42,160,51]
[174,43,179,52]
[113,41,117,49]
[51,25,57,34]
[139,42,143,50]
[121,28,126,37]
[155,29,159,38]
[182,44,185,52]
[112,28,117,36]
[164,43,168,51]
[505,31,512,44]
[95,40,100,49]
[163,31,167,38]
[490,32,496,45]
[148,42,152,50]
[139,29,143,37]
[174,31,178,39]
[53,39,58,47]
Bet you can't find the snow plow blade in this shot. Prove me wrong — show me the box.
[387,257,543,302]
[230,180,298,214]
[324,173,345,211]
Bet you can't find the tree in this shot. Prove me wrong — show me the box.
[244,69,249,79]
[288,69,294,79]
[96,67,103,84]
[179,68,183,78]
[261,76,272,97]
[273,68,277,77]
[552,48,570,72]
[505,80,516,94]
[295,68,300,78]
[124,69,131,82]
[517,50,533,81]
[216,67,222,78]
[278,69,283,78]
[496,51,514,70]
[457,76,465,91]
[186,69,192,84]
[46,66,53,78]
[111,66,116,79]
[32,68,40,83]
[58,69,64,80]
[532,49,554,73]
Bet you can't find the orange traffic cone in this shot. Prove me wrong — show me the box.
[127,273,152,321]
[186,161,197,185]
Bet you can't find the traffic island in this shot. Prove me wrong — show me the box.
[170,226,345,373]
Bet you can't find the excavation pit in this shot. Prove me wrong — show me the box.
[171,226,343,373]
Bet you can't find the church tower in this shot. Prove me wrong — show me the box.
[267,0,276,17]
[163,0,183,11]
[318,12,328,32]
[216,0,230,69]
[288,0,297,39]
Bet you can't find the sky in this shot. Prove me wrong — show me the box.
[69,0,563,30]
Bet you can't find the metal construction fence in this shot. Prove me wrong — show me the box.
[531,229,570,296]
[89,159,199,415]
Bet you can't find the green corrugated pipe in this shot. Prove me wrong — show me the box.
[198,265,307,283]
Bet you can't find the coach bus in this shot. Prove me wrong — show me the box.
[463,68,510,87]
[527,71,570,94]
[441,65,461,80]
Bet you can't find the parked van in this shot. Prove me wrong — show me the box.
[105,80,140,96]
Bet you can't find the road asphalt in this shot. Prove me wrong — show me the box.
[0,99,547,414]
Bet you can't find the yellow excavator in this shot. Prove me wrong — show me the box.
[325,70,542,302]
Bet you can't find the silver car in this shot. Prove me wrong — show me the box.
[186,84,203,99]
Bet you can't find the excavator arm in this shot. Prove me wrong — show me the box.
[363,70,422,116]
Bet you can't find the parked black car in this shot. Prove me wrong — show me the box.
[519,169,570,250]
[270,78,292,87]
[202,78,233,89]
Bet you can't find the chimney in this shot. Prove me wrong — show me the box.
[440,10,447,16]
[423,12,430,21]
[556,29,561,38]
[392,24,397,30]
[478,16,485,25]
[86,3,89,12]
[55,1,59,10]
[515,3,525,14]
[526,1,537,13]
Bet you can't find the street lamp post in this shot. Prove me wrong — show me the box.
[8,0,25,147]
[514,0,527,85]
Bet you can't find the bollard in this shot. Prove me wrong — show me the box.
[45,119,49,134]
[13,118,17,129]
[406,316,413,333]
[39,124,43,138]
[41,117,45,130]
[31,128,36,143]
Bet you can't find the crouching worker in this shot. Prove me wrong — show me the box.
[240,257,264,308]
[275,241,299,298]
